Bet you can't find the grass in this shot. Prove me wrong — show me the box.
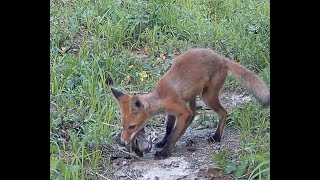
[213,102,270,179]
[50,0,270,179]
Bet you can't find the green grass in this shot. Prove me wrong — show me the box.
[213,102,270,179]
[50,0,270,179]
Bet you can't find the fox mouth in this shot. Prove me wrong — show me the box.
[121,136,132,146]
[123,139,132,146]
[122,119,151,145]
[121,133,153,152]
[121,131,138,145]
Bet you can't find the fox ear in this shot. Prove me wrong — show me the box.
[111,87,124,100]
[131,96,145,111]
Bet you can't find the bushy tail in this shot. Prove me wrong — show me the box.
[224,57,270,107]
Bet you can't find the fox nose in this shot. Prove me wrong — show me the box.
[120,138,131,146]
[121,132,134,145]
[124,140,130,146]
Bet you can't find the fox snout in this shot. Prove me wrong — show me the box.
[120,131,135,145]
[121,139,131,146]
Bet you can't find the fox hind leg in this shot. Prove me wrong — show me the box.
[202,70,228,142]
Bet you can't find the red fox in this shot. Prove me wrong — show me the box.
[111,48,270,159]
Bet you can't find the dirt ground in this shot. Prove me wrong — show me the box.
[107,90,252,180]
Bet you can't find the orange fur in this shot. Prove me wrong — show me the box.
[111,48,269,159]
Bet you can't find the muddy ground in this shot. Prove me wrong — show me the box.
[107,90,252,180]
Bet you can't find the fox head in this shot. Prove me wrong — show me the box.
[111,87,150,145]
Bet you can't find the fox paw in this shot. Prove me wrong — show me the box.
[154,151,169,160]
[134,148,144,157]
[207,134,221,143]
[155,140,166,148]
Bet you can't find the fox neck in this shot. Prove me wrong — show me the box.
[139,91,165,117]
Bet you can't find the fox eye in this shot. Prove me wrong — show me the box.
[129,125,136,130]
[135,101,142,108]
